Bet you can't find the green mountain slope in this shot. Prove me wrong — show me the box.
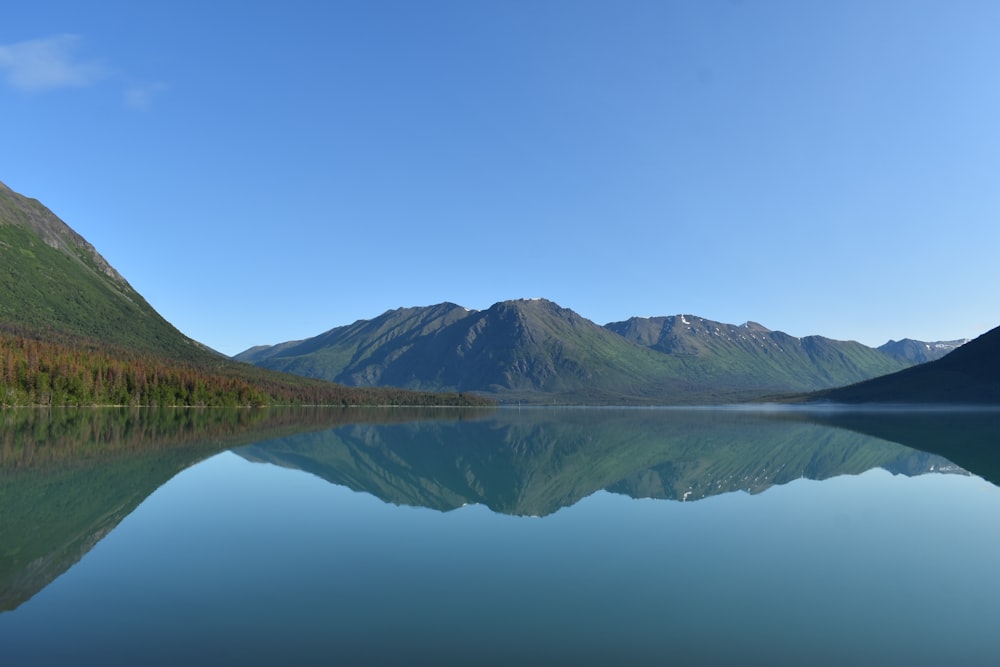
[0,181,201,357]
[237,299,917,404]
[241,299,696,403]
[816,324,1000,404]
[0,181,490,407]
[238,302,478,383]
[607,314,910,389]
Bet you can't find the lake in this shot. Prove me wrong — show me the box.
[2,406,999,666]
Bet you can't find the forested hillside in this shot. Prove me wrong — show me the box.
[0,325,488,407]
[0,181,490,408]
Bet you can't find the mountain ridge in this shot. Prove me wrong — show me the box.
[0,180,199,357]
[877,337,969,363]
[606,314,911,389]
[814,324,1000,404]
[236,299,958,403]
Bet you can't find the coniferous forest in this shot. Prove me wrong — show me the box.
[0,325,491,408]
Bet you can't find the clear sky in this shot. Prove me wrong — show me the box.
[2,1,998,356]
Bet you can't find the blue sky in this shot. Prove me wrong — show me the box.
[2,1,998,355]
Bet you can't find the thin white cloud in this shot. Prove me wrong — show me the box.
[0,34,107,92]
[125,82,168,110]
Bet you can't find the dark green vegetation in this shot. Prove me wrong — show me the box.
[813,324,1000,404]
[0,181,490,407]
[0,182,201,358]
[237,300,926,404]
[236,408,961,516]
[0,406,491,611]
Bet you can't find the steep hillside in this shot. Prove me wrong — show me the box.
[237,302,477,382]
[0,181,200,358]
[816,324,1000,404]
[606,314,910,389]
[0,181,490,407]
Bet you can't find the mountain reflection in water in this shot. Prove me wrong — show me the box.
[2,405,994,616]
[233,407,970,516]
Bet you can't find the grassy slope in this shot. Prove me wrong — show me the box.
[0,202,199,359]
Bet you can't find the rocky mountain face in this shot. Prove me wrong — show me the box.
[237,299,929,403]
[0,181,127,285]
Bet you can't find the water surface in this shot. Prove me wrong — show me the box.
[1,407,999,666]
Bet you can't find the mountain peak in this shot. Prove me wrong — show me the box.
[741,321,771,333]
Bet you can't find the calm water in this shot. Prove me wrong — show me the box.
[2,406,1000,666]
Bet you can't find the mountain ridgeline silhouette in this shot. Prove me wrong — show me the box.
[814,324,1000,404]
[0,181,201,357]
[236,299,966,404]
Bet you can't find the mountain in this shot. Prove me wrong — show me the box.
[239,299,699,403]
[237,300,914,404]
[815,324,1000,404]
[0,181,489,407]
[0,180,201,357]
[238,302,477,384]
[878,337,968,363]
[606,314,908,390]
